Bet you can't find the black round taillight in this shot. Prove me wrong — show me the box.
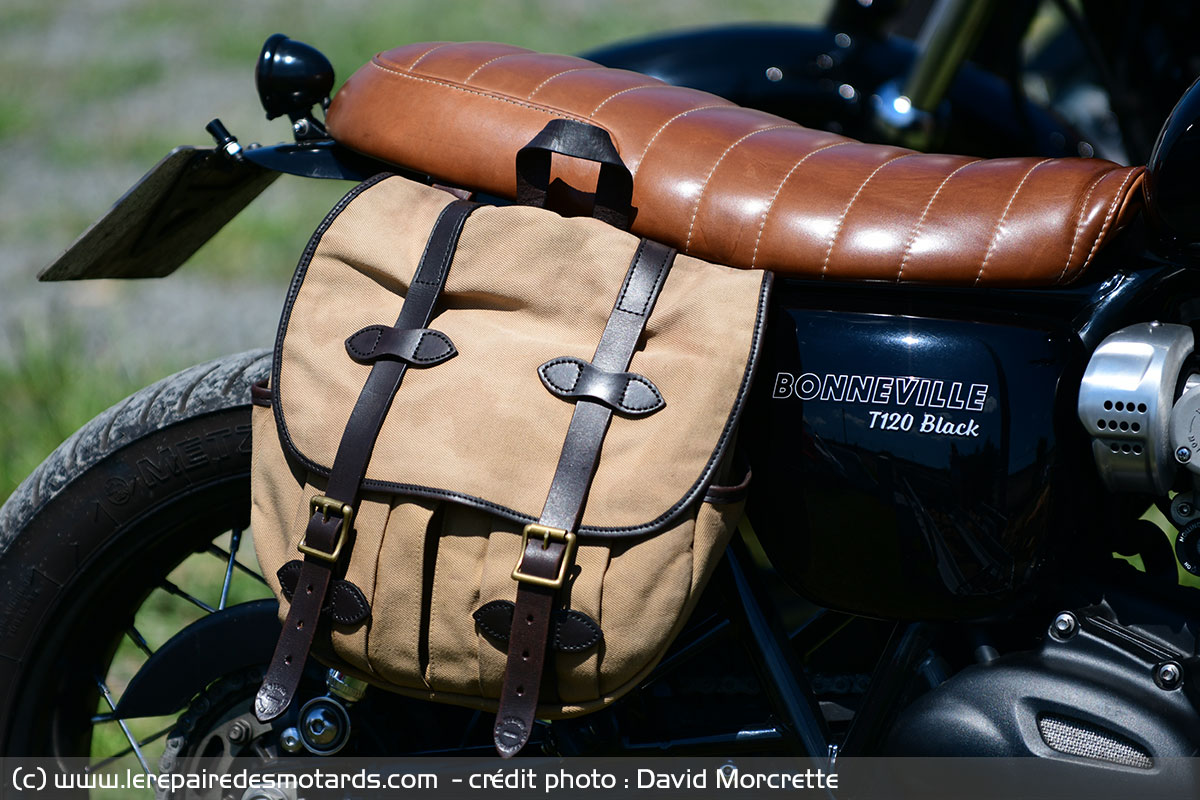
[255,34,334,121]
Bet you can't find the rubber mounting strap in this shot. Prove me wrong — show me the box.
[256,198,478,723]
[493,238,676,757]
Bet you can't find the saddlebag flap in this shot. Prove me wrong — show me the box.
[250,172,769,752]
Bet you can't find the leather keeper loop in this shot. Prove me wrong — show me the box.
[346,325,457,366]
[494,239,676,758]
[538,356,664,417]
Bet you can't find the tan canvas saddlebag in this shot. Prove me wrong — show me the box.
[250,165,770,756]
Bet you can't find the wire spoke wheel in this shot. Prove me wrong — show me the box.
[0,348,797,780]
[0,351,275,775]
[86,526,274,776]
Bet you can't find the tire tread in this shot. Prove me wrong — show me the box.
[0,349,271,554]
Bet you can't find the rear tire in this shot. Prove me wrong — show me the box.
[0,349,272,756]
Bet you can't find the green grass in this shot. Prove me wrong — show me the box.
[188,179,353,283]
[2,1,827,773]
[0,320,186,501]
[67,58,166,100]
[196,0,817,69]
[17,0,1189,778]
[0,90,36,142]
[1,0,828,502]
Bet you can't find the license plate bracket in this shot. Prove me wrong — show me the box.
[39,146,277,281]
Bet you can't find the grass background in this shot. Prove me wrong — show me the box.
[1,0,828,772]
[0,0,829,503]
[4,0,1192,775]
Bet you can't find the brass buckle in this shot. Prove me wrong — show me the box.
[297,495,354,563]
[511,523,577,589]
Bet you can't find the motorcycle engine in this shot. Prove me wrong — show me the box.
[885,594,1200,770]
[885,328,1200,771]
[1075,321,1200,575]
[1077,322,1194,495]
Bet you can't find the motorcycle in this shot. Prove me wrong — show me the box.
[3,0,1200,791]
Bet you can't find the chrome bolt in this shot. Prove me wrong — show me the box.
[227,719,250,744]
[765,67,783,82]
[293,119,311,137]
[279,727,303,753]
[1050,611,1078,640]
[302,706,339,746]
[1180,503,1194,518]
[326,669,368,703]
[1178,447,1192,464]
[1156,662,1183,690]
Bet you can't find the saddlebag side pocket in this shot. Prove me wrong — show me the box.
[250,172,770,756]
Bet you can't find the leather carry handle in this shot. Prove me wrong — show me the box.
[516,119,633,230]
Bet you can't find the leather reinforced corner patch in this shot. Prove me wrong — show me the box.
[473,600,603,653]
[277,560,371,625]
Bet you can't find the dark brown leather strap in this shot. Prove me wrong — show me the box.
[256,198,477,722]
[493,238,675,756]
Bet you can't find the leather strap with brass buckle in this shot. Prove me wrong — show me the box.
[297,494,354,563]
[493,239,677,758]
[511,523,577,589]
[256,196,478,726]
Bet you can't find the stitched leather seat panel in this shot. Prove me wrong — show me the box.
[326,42,1145,286]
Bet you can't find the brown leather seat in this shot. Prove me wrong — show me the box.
[326,42,1144,287]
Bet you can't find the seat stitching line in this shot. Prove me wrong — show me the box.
[590,84,661,116]
[750,140,855,268]
[527,66,598,98]
[632,103,739,175]
[463,52,522,83]
[406,42,458,71]
[821,152,916,278]
[1053,170,1106,284]
[896,158,982,282]
[685,124,795,252]
[368,61,594,124]
[1058,169,1136,286]
[1070,168,1140,283]
[974,158,1051,286]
